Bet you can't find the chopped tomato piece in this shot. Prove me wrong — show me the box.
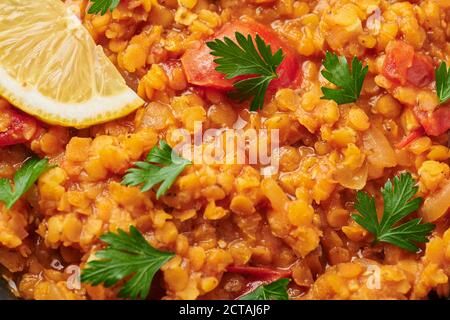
[181,21,302,91]
[0,106,39,146]
[382,41,414,85]
[413,104,450,136]
[382,41,434,87]
[396,127,425,149]
[227,265,292,282]
[406,54,434,87]
[227,265,292,299]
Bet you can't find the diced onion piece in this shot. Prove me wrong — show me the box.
[334,163,368,190]
[362,127,397,168]
[421,180,450,222]
[261,178,289,211]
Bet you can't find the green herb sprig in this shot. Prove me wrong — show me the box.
[0,157,51,209]
[88,0,120,15]
[207,32,284,111]
[80,226,174,300]
[351,172,435,253]
[320,52,368,105]
[435,61,450,105]
[122,140,191,199]
[239,278,290,300]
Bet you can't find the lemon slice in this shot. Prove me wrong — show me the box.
[0,0,144,128]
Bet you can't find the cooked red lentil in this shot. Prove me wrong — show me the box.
[0,0,450,300]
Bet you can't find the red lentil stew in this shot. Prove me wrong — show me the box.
[0,0,449,300]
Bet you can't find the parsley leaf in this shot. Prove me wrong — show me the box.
[435,61,450,104]
[88,0,120,15]
[320,52,368,105]
[239,278,290,300]
[351,172,435,253]
[122,140,191,199]
[80,226,174,300]
[0,157,51,209]
[207,32,284,111]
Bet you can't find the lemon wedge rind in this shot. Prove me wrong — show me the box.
[0,67,144,128]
